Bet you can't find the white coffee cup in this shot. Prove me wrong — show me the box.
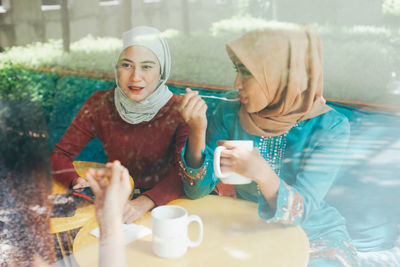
[151,205,203,259]
[214,140,253,185]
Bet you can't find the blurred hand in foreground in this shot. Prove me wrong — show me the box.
[86,160,132,232]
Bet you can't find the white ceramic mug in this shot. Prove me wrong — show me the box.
[214,140,253,185]
[151,205,203,258]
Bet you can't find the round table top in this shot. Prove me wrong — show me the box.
[73,195,309,267]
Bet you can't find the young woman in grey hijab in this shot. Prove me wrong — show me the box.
[50,26,189,223]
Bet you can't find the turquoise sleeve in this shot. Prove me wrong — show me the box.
[181,102,236,199]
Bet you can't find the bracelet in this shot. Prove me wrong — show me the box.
[178,160,208,186]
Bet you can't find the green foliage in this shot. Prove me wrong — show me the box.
[0,65,55,167]
[48,76,114,147]
[0,95,50,170]
[0,36,121,73]
[46,75,113,162]
[0,65,57,121]
[209,16,270,36]
[0,19,399,104]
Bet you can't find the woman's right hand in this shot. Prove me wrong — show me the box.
[179,88,208,134]
[179,88,208,168]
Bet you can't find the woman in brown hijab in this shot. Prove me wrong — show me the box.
[179,23,359,266]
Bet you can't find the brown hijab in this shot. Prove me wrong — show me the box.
[226,22,331,137]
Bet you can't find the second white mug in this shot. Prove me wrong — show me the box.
[151,205,203,259]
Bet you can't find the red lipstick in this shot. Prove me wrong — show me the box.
[128,85,144,93]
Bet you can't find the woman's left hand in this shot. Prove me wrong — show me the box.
[122,195,155,224]
[217,140,273,184]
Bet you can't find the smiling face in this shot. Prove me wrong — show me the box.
[116,46,161,102]
[233,62,268,113]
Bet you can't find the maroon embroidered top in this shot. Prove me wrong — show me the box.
[50,88,188,206]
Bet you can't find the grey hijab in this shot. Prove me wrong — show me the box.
[114,26,173,124]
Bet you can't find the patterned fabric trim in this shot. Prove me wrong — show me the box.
[268,181,304,224]
[178,160,208,186]
[310,239,360,267]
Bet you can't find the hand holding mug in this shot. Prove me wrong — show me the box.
[215,140,269,184]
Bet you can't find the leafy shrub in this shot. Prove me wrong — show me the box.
[0,20,399,104]
[0,65,57,121]
[209,16,270,36]
[0,36,121,73]
[47,75,114,161]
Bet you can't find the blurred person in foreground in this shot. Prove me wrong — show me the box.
[0,96,130,266]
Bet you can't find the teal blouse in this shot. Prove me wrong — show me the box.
[181,100,352,243]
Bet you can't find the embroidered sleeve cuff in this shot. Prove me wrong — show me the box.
[258,181,304,225]
[179,159,208,186]
[179,142,208,186]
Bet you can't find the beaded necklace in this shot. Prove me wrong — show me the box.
[256,133,288,177]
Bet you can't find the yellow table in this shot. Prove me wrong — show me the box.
[73,195,310,267]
